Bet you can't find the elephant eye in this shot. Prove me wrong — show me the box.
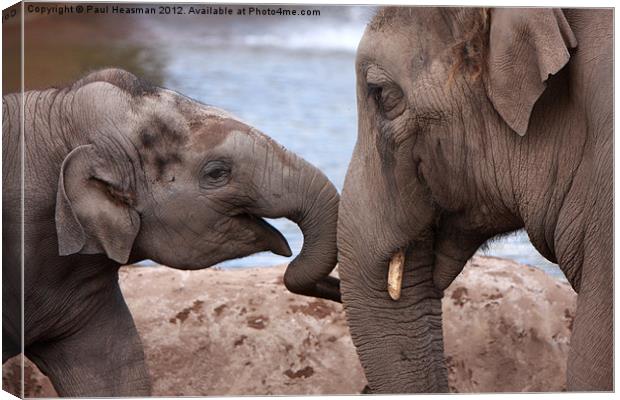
[368,83,405,120]
[200,160,231,189]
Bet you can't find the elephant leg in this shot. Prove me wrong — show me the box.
[26,284,151,397]
[565,213,612,391]
[566,286,612,391]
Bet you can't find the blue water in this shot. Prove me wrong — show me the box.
[130,6,564,280]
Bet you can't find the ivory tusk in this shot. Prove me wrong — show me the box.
[388,249,405,300]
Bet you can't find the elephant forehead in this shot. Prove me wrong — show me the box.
[360,8,454,72]
[369,7,454,39]
[186,117,252,153]
[208,129,299,171]
[135,90,250,151]
[195,104,242,121]
[359,34,430,84]
[158,88,246,123]
[137,114,188,148]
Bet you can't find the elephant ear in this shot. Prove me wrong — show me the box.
[485,8,577,136]
[55,145,140,264]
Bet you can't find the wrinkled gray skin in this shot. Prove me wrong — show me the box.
[2,69,340,396]
[338,8,611,392]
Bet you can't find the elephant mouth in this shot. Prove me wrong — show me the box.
[241,214,293,257]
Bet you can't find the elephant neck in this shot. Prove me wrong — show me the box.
[24,87,85,159]
[20,89,83,220]
[24,254,121,346]
[507,71,608,292]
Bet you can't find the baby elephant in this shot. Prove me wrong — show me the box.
[2,69,340,396]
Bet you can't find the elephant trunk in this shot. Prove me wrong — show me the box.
[284,166,340,302]
[337,160,448,391]
[338,240,448,393]
[251,135,341,303]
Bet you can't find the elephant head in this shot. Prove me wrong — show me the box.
[338,8,578,392]
[55,69,340,302]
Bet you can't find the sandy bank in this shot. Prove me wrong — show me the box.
[3,256,575,396]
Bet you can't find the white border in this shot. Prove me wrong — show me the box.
[0,1,616,400]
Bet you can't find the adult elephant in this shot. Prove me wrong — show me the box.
[338,7,611,392]
[2,69,340,396]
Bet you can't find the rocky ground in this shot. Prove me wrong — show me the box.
[3,256,576,396]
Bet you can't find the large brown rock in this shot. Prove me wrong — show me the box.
[443,256,576,392]
[3,256,575,396]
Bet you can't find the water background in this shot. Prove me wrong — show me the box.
[13,5,563,279]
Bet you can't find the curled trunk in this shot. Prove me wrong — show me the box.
[250,137,341,303]
[284,167,340,302]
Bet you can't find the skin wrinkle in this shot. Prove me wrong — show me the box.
[484,117,508,218]
[541,134,562,257]
[371,307,442,324]
[51,90,72,154]
[141,179,173,235]
[347,258,435,305]
[248,135,260,195]
[124,136,149,198]
[23,91,76,211]
[141,190,201,251]
[350,310,439,336]
[31,92,43,158]
[96,134,138,198]
[25,259,119,345]
[43,91,58,153]
[301,169,321,222]
[40,272,116,343]
[552,147,587,288]
[515,89,585,264]
[498,113,519,215]
[57,92,78,154]
[23,92,37,162]
[455,80,516,230]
